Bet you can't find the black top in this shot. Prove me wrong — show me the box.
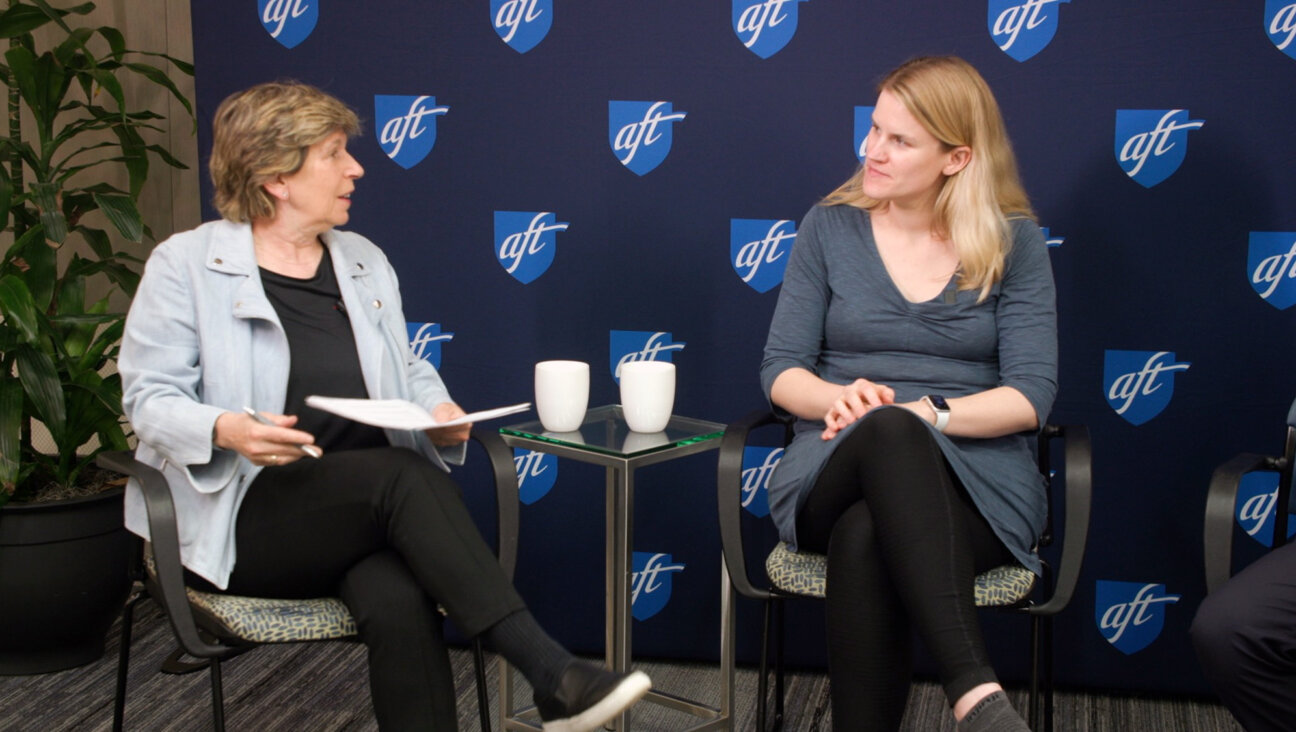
[259,250,389,452]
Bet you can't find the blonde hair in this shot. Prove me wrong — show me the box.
[824,56,1034,301]
[209,82,361,222]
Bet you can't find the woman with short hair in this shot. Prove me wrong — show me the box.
[121,81,650,731]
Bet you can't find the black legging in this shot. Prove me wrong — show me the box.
[222,446,527,730]
[795,407,1014,730]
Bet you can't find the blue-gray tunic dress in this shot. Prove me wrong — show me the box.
[760,204,1058,575]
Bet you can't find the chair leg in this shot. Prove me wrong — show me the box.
[1028,613,1039,731]
[1042,615,1054,732]
[758,599,771,732]
[474,638,492,731]
[112,595,138,732]
[772,599,785,731]
[209,657,226,732]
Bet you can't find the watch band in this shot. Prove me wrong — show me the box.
[922,395,950,433]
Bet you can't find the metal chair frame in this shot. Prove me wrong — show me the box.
[99,426,520,732]
[716,410,1091,732]
[1202,414,1295,595]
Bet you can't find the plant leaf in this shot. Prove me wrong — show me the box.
[30,180,68,243]
[16,344,66,443]
[91,191,142,242]
[0,377,20,502]
[0,274,41,342]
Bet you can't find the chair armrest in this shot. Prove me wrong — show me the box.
[1030,424,1092,617]
[470,427,520,581]
[95,450,234,659]
[1204,452,1279,595]
[717,409,788,601]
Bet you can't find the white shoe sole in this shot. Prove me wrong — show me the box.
[541,670,652,732]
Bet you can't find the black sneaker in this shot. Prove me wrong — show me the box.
[535,661,652,732]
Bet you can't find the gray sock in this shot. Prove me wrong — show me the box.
[956,691,1031,732]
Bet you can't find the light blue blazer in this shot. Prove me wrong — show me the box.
[120,220,464,588]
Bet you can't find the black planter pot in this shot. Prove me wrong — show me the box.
[0,485,135,675]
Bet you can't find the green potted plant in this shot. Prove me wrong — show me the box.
[0,0,192,673]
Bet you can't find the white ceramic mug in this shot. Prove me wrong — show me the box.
[618,360,675,432]
[534,360,590,432]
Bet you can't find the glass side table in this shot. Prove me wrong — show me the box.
[498,405,732,731]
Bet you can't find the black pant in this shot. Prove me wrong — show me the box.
[225,446,526,730]
[1192,539,1296,732]
[795,408,1013,731]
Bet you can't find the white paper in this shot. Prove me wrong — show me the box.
[305,396,531,430]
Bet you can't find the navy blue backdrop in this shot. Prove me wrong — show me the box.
[188,1,1296,696]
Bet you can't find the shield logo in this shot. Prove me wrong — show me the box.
[514,449,557,505]
[258,0,318,49]
[1102,350,1191,426]
[490,0,553,54]
[1236,471,1296,547]
[495,211,569,284]
[631,552,686,621]
[987,0,1070,62]
[1266,1,1296,60]
[1247,232,1296,310]
[741,446,783,518]
[1114,109,1204,188]
[407,322,453,370]
[853,106,874,162]
[732,0,807,59]
[1041,226,1064,248]
[609,101,687,176]
[1095,581,1180,655]
[375,95,449,170]
[731,219,795,293]
[610,331,686,382]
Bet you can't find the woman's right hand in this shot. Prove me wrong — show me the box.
[822,378,896,441]
[213,411,319,467]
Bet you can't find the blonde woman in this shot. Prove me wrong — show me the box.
[761,57,1056,731]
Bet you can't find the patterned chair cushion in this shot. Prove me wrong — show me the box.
[765,541,1036,607]
[145,551,357,643]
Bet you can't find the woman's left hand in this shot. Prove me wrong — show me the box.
[821,378,895,441]
[425,401,471,446]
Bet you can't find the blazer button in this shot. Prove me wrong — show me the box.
[372,299,382,309]
[213,258,223,265]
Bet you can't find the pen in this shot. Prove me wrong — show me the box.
[242,406,323,458]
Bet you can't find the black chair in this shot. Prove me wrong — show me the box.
[1203,399,1296,595]
[98,427,520,732]
[717,410,1091,732]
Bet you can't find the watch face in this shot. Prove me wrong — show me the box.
[928,395,949,411]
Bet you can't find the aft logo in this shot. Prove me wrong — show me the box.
[1266,1,1296,60]
[1248,232,1296,310]
[988,0,1069,62]
[491,0,552,54]
[1041,226,1064,248]
[1095,580,1181,655]
[514,449,557,505]
[741,446,783,518]
[610,331,686,381]
[631,551,686,621]
[258,0,317,49]
[609,101,687,176]
[1236,471,1296,547]
[853,106,875,161]
[375,95,449,170]
[407,322,454,369]
[1103,350,1191,426]
[1114,109,1204,188]
[731,219,796,293]
[733,0,808,59]
[495,211,570,284]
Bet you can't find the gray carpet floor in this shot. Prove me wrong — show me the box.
[0,599,1242,731]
